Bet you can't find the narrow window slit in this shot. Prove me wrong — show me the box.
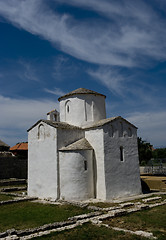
[84,160,87,170]
[120,146,124,162]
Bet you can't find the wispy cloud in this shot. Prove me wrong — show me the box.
[88,66,159,107]
[126,111,166,147]
[44,87,66,96]
[88,67,126,96]
[0,94,58,145]
[18,60,39,82]
[52,55,78,81]
[0,59,39,83]
[0,0,166,67]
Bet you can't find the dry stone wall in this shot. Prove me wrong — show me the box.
[0,156,27,179]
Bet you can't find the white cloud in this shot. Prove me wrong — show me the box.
[18,60,39,82]
[0,59,40,83]
[44,87,66,96]
[0,0,166,67]
[0,95,58,146]
[88,66,164,111]
[88,67,126,96]
[126,111,166,148]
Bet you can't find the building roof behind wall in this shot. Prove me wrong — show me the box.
[0,140,9,147]
[27,119,82,132]
[10,142,28,151]
[83,116,137,129]
[59,138,93,151]
[58,88,106,101]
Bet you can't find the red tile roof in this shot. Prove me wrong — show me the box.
[10,142,28,151]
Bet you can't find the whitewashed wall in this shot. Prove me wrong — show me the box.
[103,120,142,200]
[59,94,106,127]
[28,122,58,199]
[85,128,106,200]
[57,128,84,149]
[59,150,94,201]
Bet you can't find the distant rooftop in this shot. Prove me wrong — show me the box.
[10,142,28,151]
[0,140,9,148]
[58,88,106,101]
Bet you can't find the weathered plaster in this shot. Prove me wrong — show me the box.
[103,120,142,200]
[85,128,106,200]
[59,150,94,200]
[28,122,58,199]
[28,88,142,201]
[59,94,106,127]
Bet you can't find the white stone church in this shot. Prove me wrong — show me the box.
[28,88,142,201]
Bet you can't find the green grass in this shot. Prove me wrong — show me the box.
[0,202,90,232]
[32,222,147,240]
[104,205,166,240]
[0,194,14,201]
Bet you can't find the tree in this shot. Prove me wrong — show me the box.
[152,148,166,159]
[137,137,153,165]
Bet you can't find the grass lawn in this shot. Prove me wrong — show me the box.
[104,205,166,240]
[0,193,15,201]
[32,222,148,240]
[0,202,90,232]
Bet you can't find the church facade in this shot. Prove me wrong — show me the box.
[28,88,142,201]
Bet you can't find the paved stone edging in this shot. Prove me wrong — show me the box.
[0,197,37,206]
[0,187,26,193]
[0,200,166,240]
[0,179,26,187]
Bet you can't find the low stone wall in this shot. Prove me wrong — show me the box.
[0,156,27,179]
[140,166,166,175]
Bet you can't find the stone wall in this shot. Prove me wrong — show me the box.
[140,166,166,175]
[0,156,27,179]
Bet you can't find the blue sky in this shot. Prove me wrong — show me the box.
[0,0,166,148]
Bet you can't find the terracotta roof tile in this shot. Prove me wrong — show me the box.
[10,142,28,151]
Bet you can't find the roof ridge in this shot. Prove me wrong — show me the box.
[59,137,93,151]
[58,88,106,101]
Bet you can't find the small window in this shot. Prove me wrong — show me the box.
[84,160,87,170]
[119,122,123,137]
[128,127,132,137]
[109,125,114,137]
[120,146,124,162]
[38,124,45,140]
[65,100,71,121]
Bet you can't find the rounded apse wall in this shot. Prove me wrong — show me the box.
[59,150,94,201]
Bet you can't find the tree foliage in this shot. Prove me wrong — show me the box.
[137,137,153,165]
[152,148,166,159]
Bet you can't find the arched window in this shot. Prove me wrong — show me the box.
[65,100,71,121]
[119,122,123,137]
[38,124,45,140]
[109,124,114,137]
[128,127,132,137]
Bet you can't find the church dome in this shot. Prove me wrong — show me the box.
[58,88,106,101]
[59,88,106,127]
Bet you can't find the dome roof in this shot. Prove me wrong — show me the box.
[58,88,106,101]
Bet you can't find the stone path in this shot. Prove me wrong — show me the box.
[0,194,166,240]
